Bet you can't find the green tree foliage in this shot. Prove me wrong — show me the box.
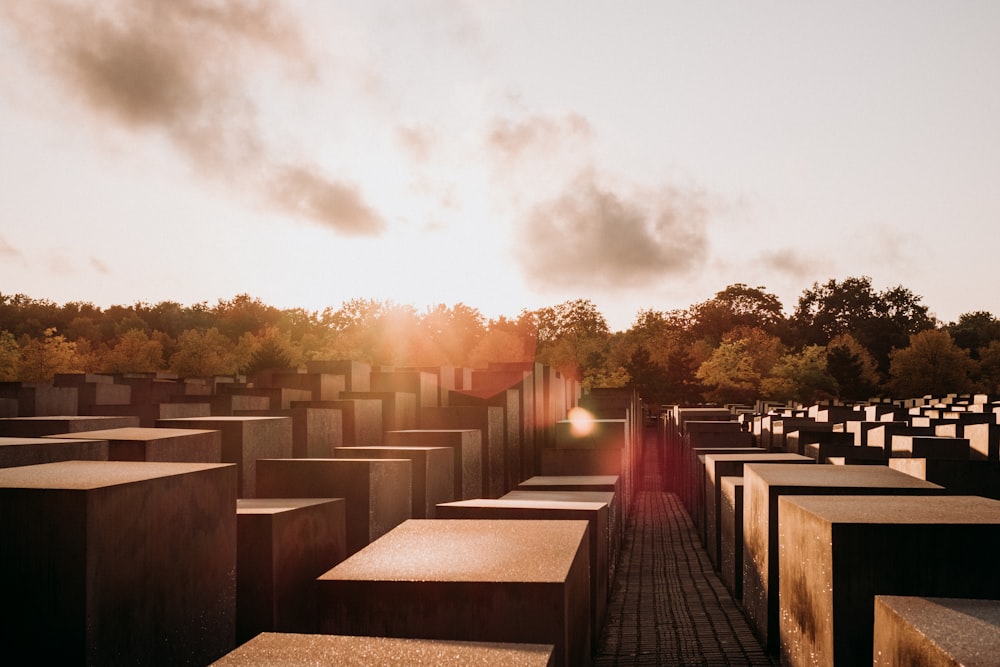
[527,299,611,383]
[690,284,786,345]
[240,327,298,376]
[946,311,1000,361]
[760,345,837,404]
[824,333,880,400]
[888,330,975,398]
[977,340,1000,394]
[0,331,19,381]
[16,328,84,382]
[793,276,933,374]
[101,329,165,374]
[696,327,784,405]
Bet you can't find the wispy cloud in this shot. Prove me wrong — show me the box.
[515,170,710,289]
[90,257,111,274]
[757,247,826,280]
[487,113,592,162]
[3,0,385,236]
[0,236,24,261]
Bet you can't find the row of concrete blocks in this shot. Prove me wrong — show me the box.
[0,395,641,665]
[664,406,1000,666]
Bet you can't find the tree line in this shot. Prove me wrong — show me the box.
[2,277,999,404]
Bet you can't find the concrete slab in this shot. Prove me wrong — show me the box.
[778,495,1000,666]
[384,429,482,500]
[211,632,554,666]
[0,415,140,437]
[0,436,108,468]
[873,595,1000,667]
[317,519,590,667]
[236,498,347,642]
[742,463,946,653]
[157,416,293,498]
[436,498,609,650]
[48,427,221,462]
[334,446,454,518]
[0,460,237,665]
[255,458,411,555]
[703,453,812,568]
[720,475,744,600]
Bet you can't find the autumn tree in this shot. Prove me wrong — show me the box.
[527,299,611,385]
[887,330,975,398]
[946,311,1000,360]
[169,328,239,377]
[0,331,19,381]
[101,329,165,374]
[16,328,84,382]
[760,345,837,404]
[696,327,784,405]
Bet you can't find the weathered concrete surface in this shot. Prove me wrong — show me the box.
[742,463,946,652]
[236,498,346,642]
[335,445,454,518]
[211,632,555,666]
[0,436,108,468]
[255,457,411,555]
[778,495,1000,667]
[0,460,237,666]
[317,519,591,667]
[0,415,139,437]
[48,427,221,462]
[873,596,1000,667]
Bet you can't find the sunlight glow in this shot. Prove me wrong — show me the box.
[568,406,596,437]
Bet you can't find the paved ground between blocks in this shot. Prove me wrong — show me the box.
[594,442,776,667]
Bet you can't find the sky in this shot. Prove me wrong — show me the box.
[1,1,998,332]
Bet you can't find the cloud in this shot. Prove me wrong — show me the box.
[3,0,384,235]
[395,124,437,163]
[757,248,823,280]
[0,236,24,261]
[515,171,710,289]
[90,257,111,274]
[487,113,592,162]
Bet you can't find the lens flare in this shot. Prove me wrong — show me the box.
[568,406,596,437]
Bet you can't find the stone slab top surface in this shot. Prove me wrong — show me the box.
[876,596,1000,661]
[320,519,589,583]
[746,463,943,489]
[502,490,615,503]
[438,499,608,512]
[271,457,410,464]
[335,446,450,453]
[519,475,618,486]
[690,447,765,453]
[160,416,287,423]
[704,453,812,464]
[237,498,343,514]
[778,494,1000,524]
[0,437,107,446]
[0,416,116,422]
[0,460,233,490]
[210,632,555,666]
[387,429,479,434]
[45,427,219,441]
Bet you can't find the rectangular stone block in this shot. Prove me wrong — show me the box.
[802,441,885,464]
[503,489,620,585]
[255,457,411,555]
[785,429,852,457]
[540,446,624,478]
[778,495,1000,666]
[0,382,78,416]
[742,463,946,653]
[687,447,765,541]
[0,415,140,437]
[873,596,1000,667]
[720,475,744,600]
[384,428,482,500]
[451,388,523,498]
[335,445,454,518]
[48,427,222,463]
[703,453,812,568]
[888,458,1000,499]
[420,405,505,497]
[340,391,417,432]
[233,407,343,458]
[0,436,108,468]
[304,360,371,392]
[0,460,237,665]
[891,435,971,460]
[236,498,347,642]
[317,519,591,667]
[290,399,382,447]
[371,370,439,409]
[157,416,292,498]
[436,498,608,651]
[211,632,555,666]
